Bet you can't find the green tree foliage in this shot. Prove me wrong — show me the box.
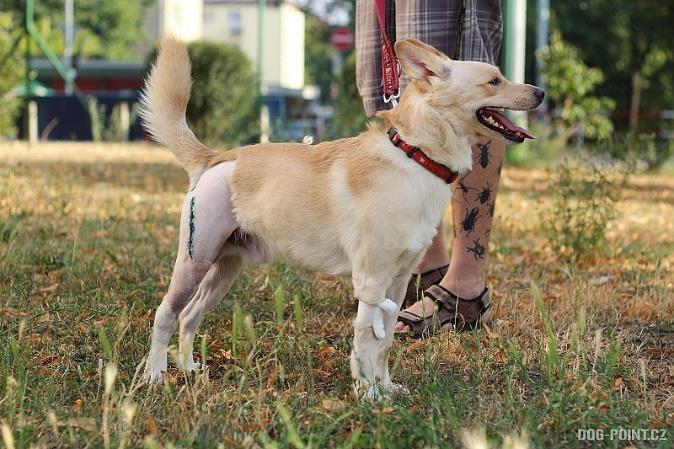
[71,0,154,59]
[303,0,355,27]
[0,12,24,137]
[538,30,615,140]
[550,0,674,131]
[184,41,260,147]
[304,14,335,102]
[0,0,154,60]
[331,51,367,137]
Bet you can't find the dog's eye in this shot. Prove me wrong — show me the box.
[488,77,501,86]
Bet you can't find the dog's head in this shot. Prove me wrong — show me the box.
[390,39,544,145]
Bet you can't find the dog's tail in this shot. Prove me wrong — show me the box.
[139,37,215,184]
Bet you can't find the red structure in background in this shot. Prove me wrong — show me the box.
[50,78,144,92]
[32,59,146,94]
[24,59,148,140]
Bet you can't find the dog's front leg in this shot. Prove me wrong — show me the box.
[377,271,412,393]
[350,270,399,400]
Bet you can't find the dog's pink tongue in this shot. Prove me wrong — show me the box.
[511,123,536,139]
[489,110,536,139]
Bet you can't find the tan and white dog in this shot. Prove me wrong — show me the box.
[140,37,543,398]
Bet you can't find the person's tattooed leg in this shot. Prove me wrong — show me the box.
[395,137,505,333]
[439,137,505,298]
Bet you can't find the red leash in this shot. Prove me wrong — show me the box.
[375,1,461,184]
[374,0,400,107]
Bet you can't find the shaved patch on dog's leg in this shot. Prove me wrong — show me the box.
[356,302,385,340]
[144,161,239,384]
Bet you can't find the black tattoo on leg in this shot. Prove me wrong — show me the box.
[476,183,492,204]
[457,176,475,199]
[477,140,492,169]
[487,201,495,218]
[461,207,481,235]
[188,196,196,259]
[466,238,486,260]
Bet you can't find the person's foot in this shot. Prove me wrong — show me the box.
[402,264,449,309]
[395,284,491,337]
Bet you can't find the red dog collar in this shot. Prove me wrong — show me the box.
[387,128,459,184]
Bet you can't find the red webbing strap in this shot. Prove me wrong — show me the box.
[374,0,400,105]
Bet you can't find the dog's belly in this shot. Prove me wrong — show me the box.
[231,152,351,274]
[270,237,352,274]
[233,220,352,275]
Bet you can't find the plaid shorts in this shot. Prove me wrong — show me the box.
[356,0,503,116]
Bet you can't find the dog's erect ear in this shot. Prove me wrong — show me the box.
[394,39,450,81]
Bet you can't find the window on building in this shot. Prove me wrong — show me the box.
[227,11,242,36]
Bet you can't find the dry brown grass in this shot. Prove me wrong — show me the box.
[1,142,672,448]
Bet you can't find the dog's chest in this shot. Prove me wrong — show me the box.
[332,163,451,261]
[401,179,451,251]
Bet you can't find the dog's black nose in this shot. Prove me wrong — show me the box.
[533,87,545,101]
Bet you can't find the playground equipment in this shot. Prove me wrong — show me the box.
[0,0,98,142]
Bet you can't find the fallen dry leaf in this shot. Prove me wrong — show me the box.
[407,340,425,352]
[39,283,59,293]
[373,407,394,415]
[317,346,336,358]
[321,399,345,412]
[71,399,83,413]
[266,365,280,389]
[146,415,159,435]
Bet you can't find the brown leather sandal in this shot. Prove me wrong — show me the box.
[396,284,492,339]
[402,264,449,308]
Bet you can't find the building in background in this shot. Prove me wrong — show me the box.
[146,0,204,43]
[22,0,316,142]
[203,0,304,90]
[203,0,315,136]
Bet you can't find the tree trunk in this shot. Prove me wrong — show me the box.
[629,69,641,132]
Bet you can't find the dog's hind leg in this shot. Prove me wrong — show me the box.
[144,162,239,384]
[178,253,242,372]
[144,240,212,383]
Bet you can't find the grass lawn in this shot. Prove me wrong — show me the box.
[1,142,672,448]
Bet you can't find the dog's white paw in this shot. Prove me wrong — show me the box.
[144,367,165,384]
[144,357,167,384]
[353,379,408,401]
[181,358,201,373]
[353,378,381,401]
[382,382,410,396]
